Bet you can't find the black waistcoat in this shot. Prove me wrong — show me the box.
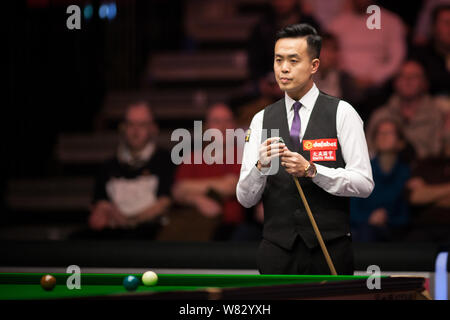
[262,91,350,249]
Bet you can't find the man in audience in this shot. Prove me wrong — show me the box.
[172,103,245,241]
[413,0,450,46]
[413,4,450,95]
[327,0,406,89]
[351,119,411,242]
[406,133,450,243]
[86,102,174,239]
[366,60,443,160]
[236,72,283,129]
[314,33,361,108]
[301,0,347,30]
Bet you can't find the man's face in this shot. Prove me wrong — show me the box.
[274,37,319,98]
[375,121,403,153]
[206,104,235,136]
[124,105,155,151]
[394,61,427,99]
[434,10,450,47]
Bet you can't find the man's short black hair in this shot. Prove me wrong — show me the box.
[275,23,322,59]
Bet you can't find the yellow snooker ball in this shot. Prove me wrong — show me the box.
[142,271,158,286]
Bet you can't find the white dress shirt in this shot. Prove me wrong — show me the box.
[236,83,374,208]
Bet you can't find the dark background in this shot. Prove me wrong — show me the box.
[3,0,446,246]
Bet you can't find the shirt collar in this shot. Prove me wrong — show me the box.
[285,83,319,113]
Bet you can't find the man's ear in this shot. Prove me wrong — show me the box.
[311,58,320,74]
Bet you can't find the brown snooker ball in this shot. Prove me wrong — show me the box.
[40,274,56,291]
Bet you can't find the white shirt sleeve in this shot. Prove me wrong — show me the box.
[236,110,269,208]
[312,100,374,198]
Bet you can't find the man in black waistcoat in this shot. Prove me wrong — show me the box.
[236,24,374,275]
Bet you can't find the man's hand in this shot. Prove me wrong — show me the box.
[406,177,426,191]
[127,197,172,226]
[193,195,222,218]
[88,204,109,231]
[89,201,138,230]
[107,205,132,228]
[368,208,388,227]
[257,137,285,170]
[280,148,310,177]
[173,174,238,204]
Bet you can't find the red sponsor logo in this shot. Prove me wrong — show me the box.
[311,150,336,161]
[303,139,338,151]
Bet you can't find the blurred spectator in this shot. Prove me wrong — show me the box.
[314,33,362,105]
[405,132,450,243]
[247,0,321,86]
[413,0,450,46]
[443,96,450,135]
[236,72,283,129]
[351,119,411,242]
[172,103,245,241]
[327,0,406,88]
[231,202,264,241]
[366,60,443,160]
[412,4,450,95]
[83,102,174,239]
[301,0,348,29]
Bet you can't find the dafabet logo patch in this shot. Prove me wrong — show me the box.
[303,139,338,161]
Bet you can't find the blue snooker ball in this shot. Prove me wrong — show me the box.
[123,275,140,291]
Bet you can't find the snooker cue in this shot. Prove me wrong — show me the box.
[293,176,338,276]
[276,137,337,275]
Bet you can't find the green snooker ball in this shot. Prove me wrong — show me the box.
[142,271,158,286]
[123,275,139,291]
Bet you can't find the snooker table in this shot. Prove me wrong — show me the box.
[0,273,430,300]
